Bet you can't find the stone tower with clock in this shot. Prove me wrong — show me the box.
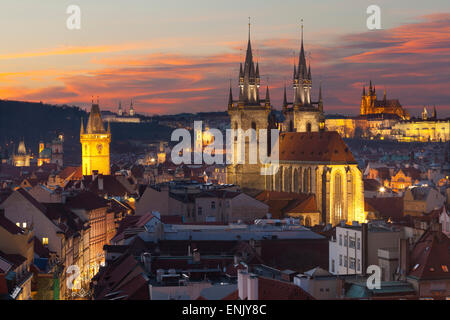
[80,101,111,176]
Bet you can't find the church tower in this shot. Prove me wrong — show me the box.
[226,19,272,189]
[80,100,111,176]
[283,22,323,133]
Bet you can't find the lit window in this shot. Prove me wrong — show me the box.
[412,264,419,271]
[22,222,27,228]
[16,222,20,227]
[442,265,449,272]
[42,238,49,246]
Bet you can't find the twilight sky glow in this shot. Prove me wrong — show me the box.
[0,0,449,117]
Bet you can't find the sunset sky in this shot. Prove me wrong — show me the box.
[0,0,449,117]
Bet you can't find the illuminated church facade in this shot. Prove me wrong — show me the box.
[226,23,365,225]
[80,102,111,176]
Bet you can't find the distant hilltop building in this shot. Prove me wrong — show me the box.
[37,135,64,167]
[360,81,410,120]
[102,100,140,123]
[226,22,365,226]
[80,101,111,176]
[12,140,31,167]
[391,106,450,142]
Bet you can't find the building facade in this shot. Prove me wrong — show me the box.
[80,102,111,176]
[226,24,365,226]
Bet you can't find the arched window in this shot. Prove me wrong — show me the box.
[303,167,312,193]
[305,216,311,227]
[251,122,257,131]
[306,122,312,132]
[275,168,282,191]
[334,172,344,224]
[293,169,299,193]
[283,167,291,192]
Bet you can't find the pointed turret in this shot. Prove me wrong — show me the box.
[283,84,288,110]
[228,85,233,108]
[265,86,270,107]
[107,121,111,133]
[80,118,84,134]
[432,105,437,119]
[362,86,366,96]
[318,82,323,113]
[237,18,261,106]
[307,63,311,80]
[86,101,106,134]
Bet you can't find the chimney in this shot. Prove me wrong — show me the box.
[398,238,410,281]
[192,249,200,263]
[141,252,152,274]
[98,174,104,191]
[247,274,259,300]
[238,270,248,300]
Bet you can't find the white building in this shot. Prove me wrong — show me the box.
[329,222,401,276]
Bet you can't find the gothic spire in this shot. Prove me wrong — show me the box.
[80,118,84,135]
[298,20,307,78]
[265,85,270,107]
[362,86,366,96]
[228,84,233,107]
[318,82,323,113]
[283,84,288,109]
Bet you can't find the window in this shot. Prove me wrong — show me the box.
[344,235,348,247]
[331,260,335,273]
[344,256,348,267]
[442,265,449,272]
[197,207,203,216]
[22,222,27,228]
[339,255,342,266]
[349,237,355,249]
[357,259,361,271]
[42,238,49,246]
[349,258,356,270]
[211,201,216,209]
[226,201,230,208]
[339,235,342,246]
[357,238,361,250]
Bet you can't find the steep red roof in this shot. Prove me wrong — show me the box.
[279,131,356,163]
[257,277,314,300]
[408,230,450,281]
[365,197,404,220]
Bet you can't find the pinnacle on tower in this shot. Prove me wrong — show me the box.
[283,84,288,109]
[265,85,270,107]
[362,86,366,96]
[228,84,233,108]
[80,118,84,134]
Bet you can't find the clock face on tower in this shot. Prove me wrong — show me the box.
[97,143,103,154]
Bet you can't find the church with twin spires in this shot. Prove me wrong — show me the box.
[226,22,365,226]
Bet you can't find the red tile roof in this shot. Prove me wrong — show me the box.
[365,197,404,220]
[408,230,450,281]
[257,276,314,300]
[279,131,356,163]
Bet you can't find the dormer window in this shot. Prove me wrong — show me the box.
[442,265,449,272]
[42,237,49,246]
